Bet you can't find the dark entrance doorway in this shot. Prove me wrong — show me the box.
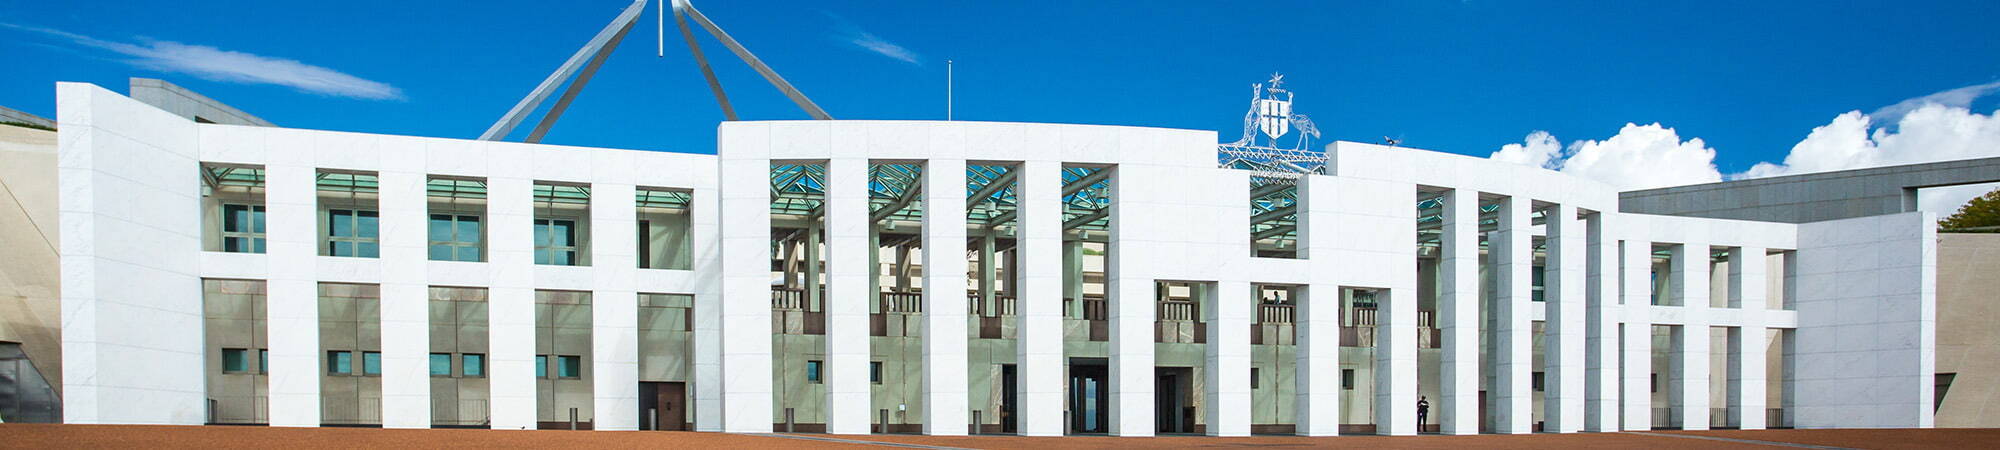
[1156,367,1195,434]
[1000,364,1018,434]
[1069,360,1108,434]
[639,382,687,431]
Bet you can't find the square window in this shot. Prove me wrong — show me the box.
[363,351,382,376]
[221,348,248,373]
[536,355,548,378]
[328,351,353,375]
[430,353,451,376]
[807,360,823,384]
[1342,369,1355,390]
[558,355,582,378]
[1251,367,1260,390]
[463,354,485,377]
[871,361,883,384]
[1533,371,1545,392]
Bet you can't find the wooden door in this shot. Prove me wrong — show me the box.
[659,382,687,431]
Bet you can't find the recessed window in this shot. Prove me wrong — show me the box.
[429,353,451,376]
[362,351,382,376]
[429,214,483,262]
[1533,371,1545,392]
[221,204,267,253]
[1532,267,1547,302]
[807,360,823,384]
[1251,368,1260,390]
[259,349,268,373]
[1342,369,1355,390]
[534,218,579,265]
[536,355,549,378]
[462,353,485,378]
[327,209,380,257]
[328,351,353,375]
[871,361,883,384]
[557,355,582,379]
[221,348,248,373]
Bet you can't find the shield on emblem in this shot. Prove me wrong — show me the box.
[1256,98,1290,139]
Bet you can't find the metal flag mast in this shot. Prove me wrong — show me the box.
[479,0,832,142]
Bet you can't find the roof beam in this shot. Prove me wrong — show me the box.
[965,167,1018,210]
[1063,168,1113,197]
[1063,210,1109,230]
[870,170,926,223]
[1252,224,1296,241]
[1250,205,1296,225]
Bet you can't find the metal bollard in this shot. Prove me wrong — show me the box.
[569,407,578,430]
[972,410,981,435]
[649,408,658,431]
[785,408,795,433]
[879,409,890,434]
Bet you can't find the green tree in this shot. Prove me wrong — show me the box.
[1939,187,2000,232]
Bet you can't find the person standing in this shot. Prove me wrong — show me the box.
[1416,396,1431,431]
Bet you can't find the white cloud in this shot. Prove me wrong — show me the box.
[820,11,921,66]
[1491,102,2000,216]
[1868,80,2000,125]
[3,22,402,100]
[1488,124,1722,190]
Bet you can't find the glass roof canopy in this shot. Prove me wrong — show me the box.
[768,163,1112,232]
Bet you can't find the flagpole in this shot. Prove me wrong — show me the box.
[947,59,954,121]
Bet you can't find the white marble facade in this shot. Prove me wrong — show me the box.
[58,81,1934,434]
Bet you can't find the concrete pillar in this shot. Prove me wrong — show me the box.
[377,171,430,428]
[806,226,822,311]
[1376,287,1418,436]
[1669,243,1711,430]
[1728,247,1768,430]
[1492,196,1533,434]
[1544,204,1585,433]
[690,180,724,431]
[1063,240,1083,316]
[1207,281,1251,436]
[922,159,971,435]
[1105,167,1154,437]
[264,164,321,427]
[1620,237,1653,431]
[1437,188,1479,435]
[715,152,772,432]
[486,177,536,430]
[1583,212,1619,432]
[1295,176,1338,436]
[590,183,639,430]
[825,158,872,434]
[980,233,998,315]
[1016,160,1064,436]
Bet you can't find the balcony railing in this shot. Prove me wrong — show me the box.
[1258,303,1295,324]
[967,293,1018,317]
[880,292,922,314]
[1157,300,1198,322]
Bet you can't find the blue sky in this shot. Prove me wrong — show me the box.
[3,0,1998,187]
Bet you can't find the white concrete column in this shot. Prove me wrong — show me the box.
[825,157,872,434]
[486,176,537,429]
[1294,178,1337,436]
[714,151,771,432]
[1437,188,1479,435]
[1376,287,1419,436]
[1544,204,1585,433]
[689,181,725,432]
[1062,241,1083,315]
[1728,247,1768,430]
[1669,243,1711,430]
[1583,212,1619,432]
[1206,281,1251,436]
[1619,237,1653,431]
[264,163,321,427]
[378,170,431,428]
[1105,167,1154,437]
[1015,160,1064,436]
[1492,196,1533,434]
[590,183,639,430]
[922,159,971,435]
